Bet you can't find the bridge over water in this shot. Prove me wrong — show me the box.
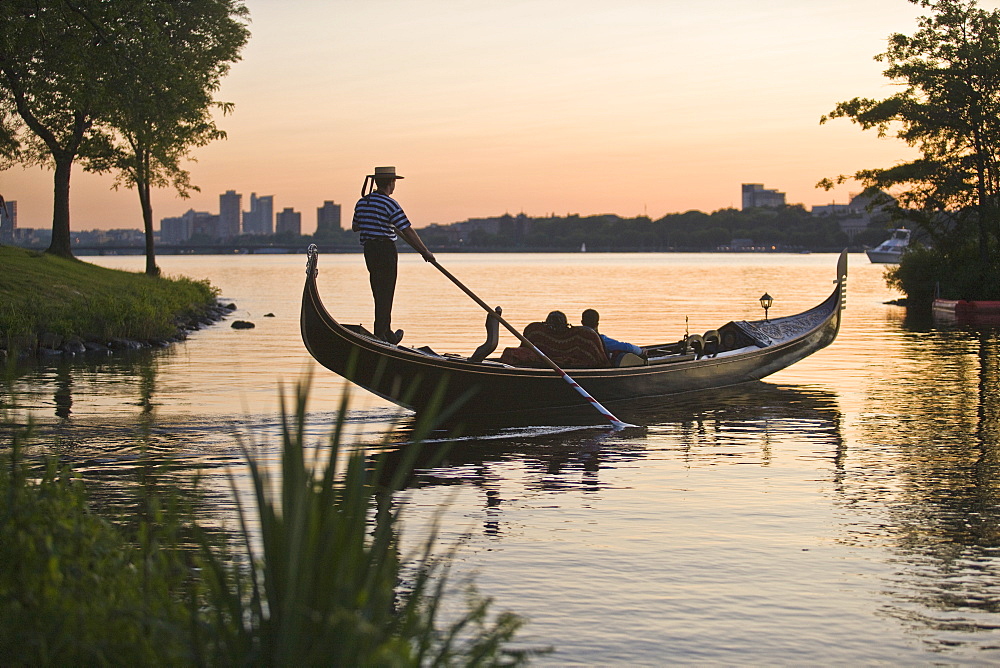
[66,243,361,255]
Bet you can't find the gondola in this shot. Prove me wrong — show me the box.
[301,247,847,421]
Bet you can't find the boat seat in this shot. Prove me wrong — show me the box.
[701,330,720,358]
[718,321,765,350]
[498,345,544,367]
[642,341,687,357]
[612,351,647,367]
[499,322,610,368]
[686,333,705,357]
[646,353,697,365]
[686,331,722,359]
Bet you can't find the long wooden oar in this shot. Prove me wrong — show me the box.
[430,260,632,430]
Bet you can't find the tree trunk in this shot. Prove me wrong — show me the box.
[139,182,159,276]
[975,162,991,266]
[46,157,74,258]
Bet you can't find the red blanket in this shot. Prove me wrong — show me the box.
[499,323,609,368]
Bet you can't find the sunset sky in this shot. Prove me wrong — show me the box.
[5,0,994,233]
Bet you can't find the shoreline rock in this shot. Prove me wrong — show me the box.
[2,300,236,363]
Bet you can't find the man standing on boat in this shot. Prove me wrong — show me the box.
[352,166,435,345]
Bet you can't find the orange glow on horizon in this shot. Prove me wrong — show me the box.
[3,0,981,233]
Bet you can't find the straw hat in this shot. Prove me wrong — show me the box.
[361,166,405,196]
[370,166,404,180]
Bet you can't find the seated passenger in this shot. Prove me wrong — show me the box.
[581,309,644,358]
[545,310,571,331]
[499,310,609,368]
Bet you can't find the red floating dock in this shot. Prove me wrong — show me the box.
[933,299,1000,324]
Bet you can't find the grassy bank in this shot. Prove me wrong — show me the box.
[0,246,220,354]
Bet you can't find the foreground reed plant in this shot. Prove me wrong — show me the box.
[201,381,536,665]
[0,375,540,665]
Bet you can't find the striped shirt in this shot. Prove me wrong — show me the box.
[353,192,411,244]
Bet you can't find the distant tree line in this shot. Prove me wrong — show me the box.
[135,205,883,253]
[416,206,880,252]
[16,205,887,253]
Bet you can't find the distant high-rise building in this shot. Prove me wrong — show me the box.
[160,208,218,243]
[192,212,221,239]
[219,190,242,238]
[811,189,898,241]
[160,214,189,244]
[243,193,274,235]
[242,195,257,234]
[316,201,341,235]
[0,199,16,244]
[742,184,786,209]
[276,207,301,236]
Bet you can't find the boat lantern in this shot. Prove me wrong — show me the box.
[759,293,773,321]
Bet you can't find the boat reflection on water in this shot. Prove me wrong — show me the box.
[853,326,1000,645]
[372,382,844,505]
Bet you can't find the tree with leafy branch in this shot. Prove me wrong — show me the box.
[0,1,120,258]
[88,0,249,276]
[0,1,248,267]
[819,0,1000,301]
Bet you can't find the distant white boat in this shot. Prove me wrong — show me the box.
[866,228,910,264]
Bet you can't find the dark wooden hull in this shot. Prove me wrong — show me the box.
[301,250,847,420]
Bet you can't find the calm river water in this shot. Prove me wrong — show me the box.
[7,252,1000,664]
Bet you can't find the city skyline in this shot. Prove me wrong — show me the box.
[5,0,998,232]
[4,178,878,243]
[159,190,341,242]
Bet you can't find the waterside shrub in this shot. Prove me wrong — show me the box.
[0,433,202,664]
[0,383,538,665]
[888,245,1000,308]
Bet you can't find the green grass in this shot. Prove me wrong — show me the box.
[0,246,218,349]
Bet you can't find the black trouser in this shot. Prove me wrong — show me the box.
[363,238,397,339]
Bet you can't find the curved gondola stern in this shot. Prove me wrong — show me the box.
[300,246,418,412]
[777,249,848,367]
[301,245,352,376]
[837,248,848,310]
[830,248,848,340]
[726,251,848,383]
[301,244,344,365]
[804,248,848,349]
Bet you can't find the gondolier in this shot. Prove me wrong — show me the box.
[352,166,435,344]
